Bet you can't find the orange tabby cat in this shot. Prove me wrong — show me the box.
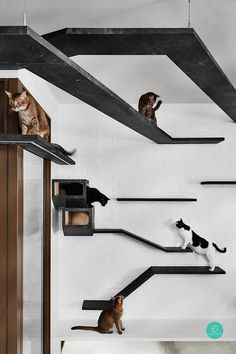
[71,295,125,335]
[5,90,50,139]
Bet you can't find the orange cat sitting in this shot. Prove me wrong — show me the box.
[5,90,50,139]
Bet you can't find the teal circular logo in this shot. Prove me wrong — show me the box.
[206,322,223,339]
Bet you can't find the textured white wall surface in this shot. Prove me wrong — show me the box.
[47,98,236,339]
[18,67,236,347]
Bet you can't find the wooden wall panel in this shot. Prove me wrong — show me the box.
[0,78,51,354]
[0,146,8,354]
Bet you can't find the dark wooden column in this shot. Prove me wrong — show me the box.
[43,159,51,354]
[0,78,51,354]
[0,78,23,354]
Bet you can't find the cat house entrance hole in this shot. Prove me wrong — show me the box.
[65,211,90,226]
[62,207,94,236]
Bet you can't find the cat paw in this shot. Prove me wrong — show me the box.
[118,331,123,335]
[209,267,215,272]
[121,327,125,331]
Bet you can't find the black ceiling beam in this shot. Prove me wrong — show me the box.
[82,266,226,310]
[44,28,236,123]
[0,27,223,144]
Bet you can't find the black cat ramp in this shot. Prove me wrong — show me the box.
[82,266,226,310]
[94,229,193,253]
[0,26,224,145]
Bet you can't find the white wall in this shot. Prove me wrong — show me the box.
[50,99,236,332]
[9,68,236,340]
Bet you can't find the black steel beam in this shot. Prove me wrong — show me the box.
[82,266,226,310]
[44,28,236,123]
[0,27,224,144]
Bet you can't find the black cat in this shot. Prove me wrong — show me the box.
[62,183,109,207]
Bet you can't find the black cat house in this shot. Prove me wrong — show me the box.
[52,179,89,208]
[62,207,94,236]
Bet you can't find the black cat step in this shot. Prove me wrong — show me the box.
[0,27,224,145]
[94,229,192,253]
[201,181,236,185]
[61,341,65,353]
[63,207,94,236]
[44,28,236,123]
[82,266,226,310]
[52,179,89,209]
[0,134,75,165]
[116,198,197,202]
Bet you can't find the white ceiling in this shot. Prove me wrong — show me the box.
[1,0,236,103]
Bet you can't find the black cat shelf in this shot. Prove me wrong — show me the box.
[52,179,88,209]
[62,207,94,236]
[82,266,226,310]
[116,198,197,202]
[201,181,236,185]
[0,134,75,165]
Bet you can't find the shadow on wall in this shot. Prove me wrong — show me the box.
[61,341,236,354]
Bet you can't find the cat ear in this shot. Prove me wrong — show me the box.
[5,90,12,98]
[20,91,27,99]
[180,218,183,221]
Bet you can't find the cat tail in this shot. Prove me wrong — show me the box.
[71,325,99,332]
[212,243,227,253]
[65,148,76,156]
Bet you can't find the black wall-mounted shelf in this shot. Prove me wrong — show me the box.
[94,229,192,253]
[52,179,89,208]
[82,266,226,310]
[201,181,236,185]
[0,134,75,165]
[116,198,197,202]
[0,26,225,145]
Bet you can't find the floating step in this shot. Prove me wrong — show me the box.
[82,266,226,310]
[0,134,75,165]
[44,27,236,123]
[116,198,197,202]
[52,179,88,209]
[0,27,224,144]
[201,181,236,185]
[94,229,192,253]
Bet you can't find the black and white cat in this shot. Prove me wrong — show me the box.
[175,218,226,271]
